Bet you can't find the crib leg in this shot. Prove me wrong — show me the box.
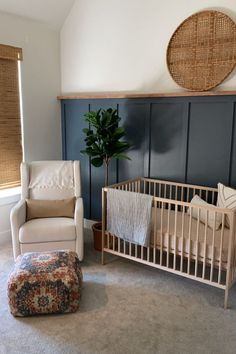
[224,287,229,309]
[101,248,105,265]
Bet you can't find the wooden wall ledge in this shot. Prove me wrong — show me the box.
[57,90,236,100]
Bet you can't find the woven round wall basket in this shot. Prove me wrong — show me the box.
[167,10,236,91]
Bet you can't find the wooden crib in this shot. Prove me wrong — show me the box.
[101,177,236,309]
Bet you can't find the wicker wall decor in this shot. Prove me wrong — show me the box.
[167,10,236,91]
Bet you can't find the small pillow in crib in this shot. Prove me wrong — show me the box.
[217,183,236,227]
[188,195,222,230]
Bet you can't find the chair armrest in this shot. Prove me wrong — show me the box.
[10,199,26,260]
[74,197,84,261]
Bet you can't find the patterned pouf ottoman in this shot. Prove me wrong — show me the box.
[7,250,82,317]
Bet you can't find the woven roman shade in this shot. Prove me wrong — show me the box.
[0,44,23,189]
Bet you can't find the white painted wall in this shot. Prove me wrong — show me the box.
[61,0,236,93]
[0,12,61,244]
[0,193,20,246]
[0,11,62,162]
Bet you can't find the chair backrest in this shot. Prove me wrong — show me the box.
[21,160,81,200]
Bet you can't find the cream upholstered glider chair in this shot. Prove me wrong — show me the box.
[10,161,84,261]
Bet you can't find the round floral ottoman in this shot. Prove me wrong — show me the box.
[7,250,83,316]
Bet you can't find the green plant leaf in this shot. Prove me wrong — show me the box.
[81,107,131,181]
[91,157,103,167]
[113,153,131,160]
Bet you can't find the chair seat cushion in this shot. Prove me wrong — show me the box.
[19,217,76,244]
[7,250,83,316]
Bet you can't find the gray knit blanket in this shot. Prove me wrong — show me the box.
[107,188,153,246]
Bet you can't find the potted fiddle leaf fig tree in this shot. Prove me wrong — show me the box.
[81,107,131,251]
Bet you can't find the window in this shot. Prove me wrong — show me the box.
[0,44,23,189]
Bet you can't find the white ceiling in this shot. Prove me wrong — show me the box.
[0,0,75,30]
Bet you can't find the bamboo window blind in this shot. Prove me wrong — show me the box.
[0,44,23,189]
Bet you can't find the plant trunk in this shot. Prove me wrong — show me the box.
[105,160,109,187]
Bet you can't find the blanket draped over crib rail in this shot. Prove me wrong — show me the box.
[107,188,153,246]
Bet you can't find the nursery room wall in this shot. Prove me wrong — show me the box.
[0,11,61,244]
[0,11,61,162]
[60,0,236,221]
[61,0,236,93]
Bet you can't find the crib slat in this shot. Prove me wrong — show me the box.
[218,213,225,284]
[106,232,108,250]
[158,184,161,208]
[153,199,157,264]
[173,204,178,270]
[167,203,170,268]
[187,206,192,274]
[118,236,121,253]
[202,210,209,279]
[210,212,216,282]
[180,207,185,272]
[135,244,138,258]
[141,246,144,260]
[160,201,164,266]
[129,241,132,256]
[113,234,115,251]
[195,208,200,277]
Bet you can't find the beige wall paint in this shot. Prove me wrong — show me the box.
[0,11,62,162]
[61,0,236,93]
[0,12,61,243]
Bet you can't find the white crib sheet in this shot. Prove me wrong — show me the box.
[151,207,232,264]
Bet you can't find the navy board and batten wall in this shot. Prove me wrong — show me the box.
[59,91,236,221]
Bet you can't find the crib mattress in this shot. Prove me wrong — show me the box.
[151,207,232,264]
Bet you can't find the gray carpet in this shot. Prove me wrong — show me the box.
[1,229,236,354]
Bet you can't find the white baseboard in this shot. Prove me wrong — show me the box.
[0,229,11,245]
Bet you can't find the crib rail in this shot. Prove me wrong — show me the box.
[141,177,218,205]
[107,177,218,204]
[102,177,236,308]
